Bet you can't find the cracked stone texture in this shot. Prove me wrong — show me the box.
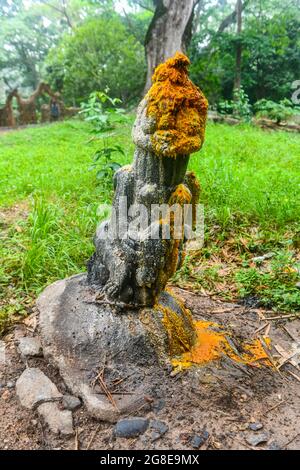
[87,125,190,307]
[37,402,73,436]
[37,54,207,423]
[18,337,43,358]
[37,273,194,422]
[87,54,207,308]
[16,368,62,409]
[62,395,81,411]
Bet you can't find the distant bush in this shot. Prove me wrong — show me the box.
[254,98,300,124]
[46,15,146,106]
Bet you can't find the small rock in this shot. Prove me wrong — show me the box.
[151,432,161,442]
[16,368,62,409]
[252,252,275,263]
[18,337,43,358]
[150,420,169,441]
[1,390,10,400]
[62,395,81,411]
[38,402,73,436]
[14,326,27,341]
[139,435,148,444]
[176,414,185,421]
[268,441,281,450]
[190,431,210,449]
[213,441,222,449]
[248,422,263,431]
[114,418,149,438]
[153,398,165,412]
[295,282,300,290]
[246,433,269,447]
[6,380,15,389]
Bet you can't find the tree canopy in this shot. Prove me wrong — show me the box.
[46,14,146,105]
[0,0,299,107]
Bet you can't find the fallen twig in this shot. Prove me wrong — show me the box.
[275,350,299,370]
[86,424,101,450]
[97,391,135,396]
[262,400,285,416]
[97,373,119,410]
[74,428,80,450]
[287,369,300,383]
[281,325,298,343]
[284,432,300,449]
[172,286,210,298]
[273,343,300,371]
[259,336,281,374]
[265,323,271,337]
[253,322,270,336]
[264,314,298,321]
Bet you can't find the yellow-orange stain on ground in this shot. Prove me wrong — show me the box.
[171,319,272,371]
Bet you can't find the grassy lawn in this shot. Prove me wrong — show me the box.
[0,119,299,333]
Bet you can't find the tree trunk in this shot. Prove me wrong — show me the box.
[144,0,196,92]
[233,0,242,95]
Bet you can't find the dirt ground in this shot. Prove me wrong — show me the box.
[0,287,299,451]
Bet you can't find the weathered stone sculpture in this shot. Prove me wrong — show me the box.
[0,89,17,127]
[88,52,208,307]
[21,55,275,430]
[14,82,48,125]
[37,53,208,422]
[41,92,79,123]
[14,82,77,125]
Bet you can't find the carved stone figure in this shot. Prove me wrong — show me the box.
[0,89,17,127]
[13,83,78,125]
[37,53,209,421]
[88,52,208,308]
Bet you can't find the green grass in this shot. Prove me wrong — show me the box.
[0,119,299,332]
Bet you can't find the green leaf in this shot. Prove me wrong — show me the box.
[96,170,107,180]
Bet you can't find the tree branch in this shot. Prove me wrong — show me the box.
[40,0,73,28]
[134,1,154,12]
[217,0,250,34]
[3,77,13,91]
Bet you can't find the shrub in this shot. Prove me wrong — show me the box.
[254,98,300,123]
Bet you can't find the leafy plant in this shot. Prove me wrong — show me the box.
[235,251,300,312]
[80,90,128,187]
[254,98,300,124]
[89,145,124,181]
[218,87,252,121]
[79,90,126,133]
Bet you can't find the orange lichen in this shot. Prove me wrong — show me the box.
[242,337,272,363]
[154,183,192,291]
[169,183,192,206]
[146,52,208,158]
[172,320,273,371]
[155,302,196,357]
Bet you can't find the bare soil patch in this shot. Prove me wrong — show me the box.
[0,288,299,450]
